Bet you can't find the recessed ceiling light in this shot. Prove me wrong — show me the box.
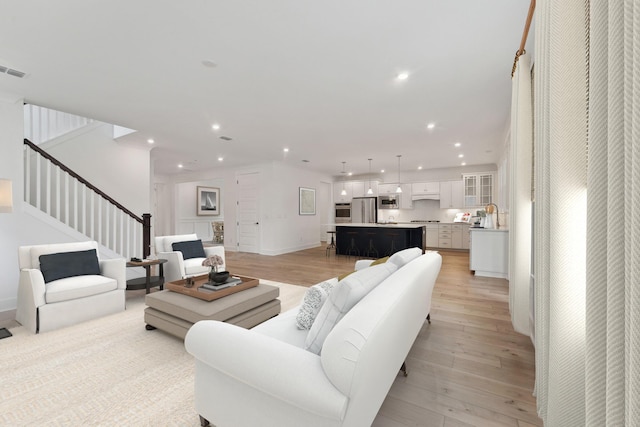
[212,124,221,131]
[454,142,461,147]
[147,139,154,144]
[283,148,289,152]
[396,72,409,81]
[348,172,353,176]
[202,59,217,68]
[418,166,423,170]
[218,157,223,162]
[178,164,183,168]
[461,162,467,166]
[427,123,435,130]
[458,154,464,158]
[381,169,385,173]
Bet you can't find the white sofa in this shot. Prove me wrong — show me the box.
[154,233,225,283]
[185,248,442,427]
[16,241,126,333]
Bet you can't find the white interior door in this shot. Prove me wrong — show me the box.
[237,172,260,253]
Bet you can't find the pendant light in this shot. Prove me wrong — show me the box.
[340,162,347,196]
[395,155,403,193]
[367,158,373,195]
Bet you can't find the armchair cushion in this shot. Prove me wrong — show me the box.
[171,239,206,260]
[45,275,118,304]
[39,249,101,283]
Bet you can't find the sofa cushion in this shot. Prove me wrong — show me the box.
[388,247,422,269]
[39,249,101,284]
[296,278,338,330]
[172,240,206,260]
[45,275,118,304]
[304,262,398,354]
[183,258,210,276]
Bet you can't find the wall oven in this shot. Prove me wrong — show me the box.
[335,202,351,223]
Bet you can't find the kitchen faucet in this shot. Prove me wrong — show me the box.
[485,203,500,228]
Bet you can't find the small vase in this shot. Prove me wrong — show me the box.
[209,270,230,284]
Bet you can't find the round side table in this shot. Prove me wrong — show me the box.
[125,258,168,294]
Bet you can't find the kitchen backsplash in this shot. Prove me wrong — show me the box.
[377,199,509,226]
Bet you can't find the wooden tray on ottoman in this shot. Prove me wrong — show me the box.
[166,274,259,301]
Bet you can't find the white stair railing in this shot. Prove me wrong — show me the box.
[23,139,150,259]
[24,104,94,145]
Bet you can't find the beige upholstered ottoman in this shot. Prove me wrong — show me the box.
[144,284,280,339]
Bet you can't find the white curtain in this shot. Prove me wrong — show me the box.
[509,52,533,336]
[534,0,640,425]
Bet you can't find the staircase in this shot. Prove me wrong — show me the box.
[22,105,150,260]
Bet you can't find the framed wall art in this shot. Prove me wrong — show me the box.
[299,187,316,215]
[197,186,220,216]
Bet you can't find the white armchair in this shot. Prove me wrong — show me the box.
[16,241,126,334]
[154,234,225,283]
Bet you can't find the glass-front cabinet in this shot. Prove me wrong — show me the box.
[463,172,495,207]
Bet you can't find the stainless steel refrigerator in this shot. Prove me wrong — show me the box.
[350,197,377,223]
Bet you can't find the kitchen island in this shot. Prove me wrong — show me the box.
[335,223,425,257]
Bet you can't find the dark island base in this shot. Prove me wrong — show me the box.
[335,225,425,257]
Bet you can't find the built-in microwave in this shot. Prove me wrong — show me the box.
[378,195,399,209]
[335,202,351,223]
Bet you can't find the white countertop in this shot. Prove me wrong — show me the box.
[336,223,426,229]
[469,227,509,232]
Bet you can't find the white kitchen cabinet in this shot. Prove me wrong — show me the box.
[469,228,509,278]
[360,181,378,197]
[333,180,378,201]
[462,224,470,249]
[463,172,496,208]
[411,181,439,195]
[399,184,413,209]
[333,182,352,203]
[350,181,366,198]
[425,224,439,248]
[438,224,452,248]
[439,180,464,209]
[377,183,397,195]
[451,224,464,248]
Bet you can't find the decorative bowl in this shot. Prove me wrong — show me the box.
[209,271,230,284]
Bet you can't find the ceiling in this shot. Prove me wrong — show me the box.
[0,1,533,178]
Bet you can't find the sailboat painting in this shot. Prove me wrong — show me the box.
[197,186,220,216]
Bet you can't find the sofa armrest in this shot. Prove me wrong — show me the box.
[185,320,347,420]
[99,258,126,289]
[158,251,185,282]
[354,259,374,271]
[16,269,47,333]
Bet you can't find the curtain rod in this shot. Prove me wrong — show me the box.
[511,0,536,77]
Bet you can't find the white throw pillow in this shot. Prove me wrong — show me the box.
[387,247,422,269]
[304,262,398,354]
[295,278,338,330]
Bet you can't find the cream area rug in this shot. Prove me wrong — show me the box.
[0,280,307,427]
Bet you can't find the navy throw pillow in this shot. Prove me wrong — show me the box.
[39,249,101,284]
[172,240,206,259]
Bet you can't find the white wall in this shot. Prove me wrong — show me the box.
[154,160,333,256]
[42,122,151,216]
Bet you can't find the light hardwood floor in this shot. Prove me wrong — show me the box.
[226,247,542,427]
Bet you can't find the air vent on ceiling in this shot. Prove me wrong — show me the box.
[302,160,310,163]
[219,136,232,141]
[0,65,26,78]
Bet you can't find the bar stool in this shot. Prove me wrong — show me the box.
[346,231,360,259]
[326,231,336,257]
[386,231,399,256]
[364,232,379,258]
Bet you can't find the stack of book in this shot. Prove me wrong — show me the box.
[200,277,242,291]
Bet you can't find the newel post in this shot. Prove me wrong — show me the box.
[142,213,152,259]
